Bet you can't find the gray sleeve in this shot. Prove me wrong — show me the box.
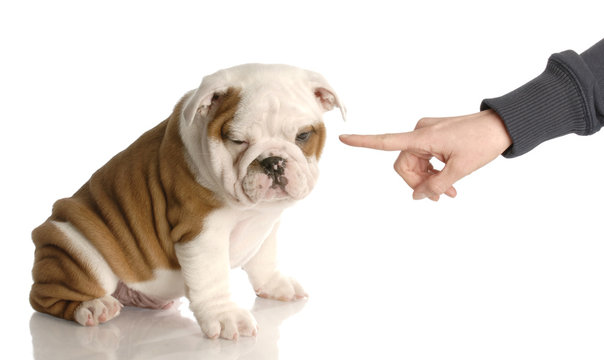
[480,38,604,158]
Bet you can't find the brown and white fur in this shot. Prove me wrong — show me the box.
[30,64,345,340]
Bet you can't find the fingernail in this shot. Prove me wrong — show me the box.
[339,134,350,140]
[413,192,427,200]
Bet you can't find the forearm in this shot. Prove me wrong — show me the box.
[481,38,604,158]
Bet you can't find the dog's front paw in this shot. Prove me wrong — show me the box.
[195,303,258,340]
[255,273,307,301]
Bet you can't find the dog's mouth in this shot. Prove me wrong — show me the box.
[239,157,297,204]
[231,143,316,205]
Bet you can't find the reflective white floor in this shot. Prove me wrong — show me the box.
[18,248,604,360]
[22,270,362,360]
[29,296,305,360]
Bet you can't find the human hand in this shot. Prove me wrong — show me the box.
[339,110,512,201]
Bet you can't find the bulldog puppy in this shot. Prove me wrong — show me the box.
[30,64,345,340]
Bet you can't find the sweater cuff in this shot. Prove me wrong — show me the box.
[481,53,590,158]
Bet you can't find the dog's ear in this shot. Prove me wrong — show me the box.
[182,85,229,126]
[307,71,347,121]
[183,68,234,126]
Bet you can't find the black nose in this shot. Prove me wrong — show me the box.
[260,156,286,175]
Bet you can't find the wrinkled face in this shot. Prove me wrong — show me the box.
[180,64,344,208]
[204,86,326,206]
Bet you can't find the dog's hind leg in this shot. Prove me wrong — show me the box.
[30,221,121,325]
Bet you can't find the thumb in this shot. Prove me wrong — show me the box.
[413,164,461,200]
[339,132,418,151]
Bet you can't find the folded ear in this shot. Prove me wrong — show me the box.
[182,68,235,126]
[182,85,229,126]
[307,71,347,121]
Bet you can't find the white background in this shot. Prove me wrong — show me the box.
[2,1,603,359]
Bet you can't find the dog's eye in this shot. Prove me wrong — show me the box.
[223,131,247,146]
[296,131,312,143]
[229,138,247,145]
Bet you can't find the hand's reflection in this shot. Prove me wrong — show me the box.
[30,297,306,360]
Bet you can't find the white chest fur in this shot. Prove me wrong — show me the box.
[227,208,282,268]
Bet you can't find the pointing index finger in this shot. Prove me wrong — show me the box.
[339,132,416,151]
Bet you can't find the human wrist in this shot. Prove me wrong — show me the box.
[482,109,512,155]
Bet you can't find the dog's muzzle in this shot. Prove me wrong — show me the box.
[260,156,288,190]
[235,141,315,204]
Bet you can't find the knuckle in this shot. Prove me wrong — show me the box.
[416,117,439,130]
[393,160,403,174]
[415,117,430,129]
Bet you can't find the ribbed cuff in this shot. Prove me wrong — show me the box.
[481,54,590,158]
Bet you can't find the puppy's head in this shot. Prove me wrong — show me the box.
[180,64,345,207]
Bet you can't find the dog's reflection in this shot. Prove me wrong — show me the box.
[30,297,306,360]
